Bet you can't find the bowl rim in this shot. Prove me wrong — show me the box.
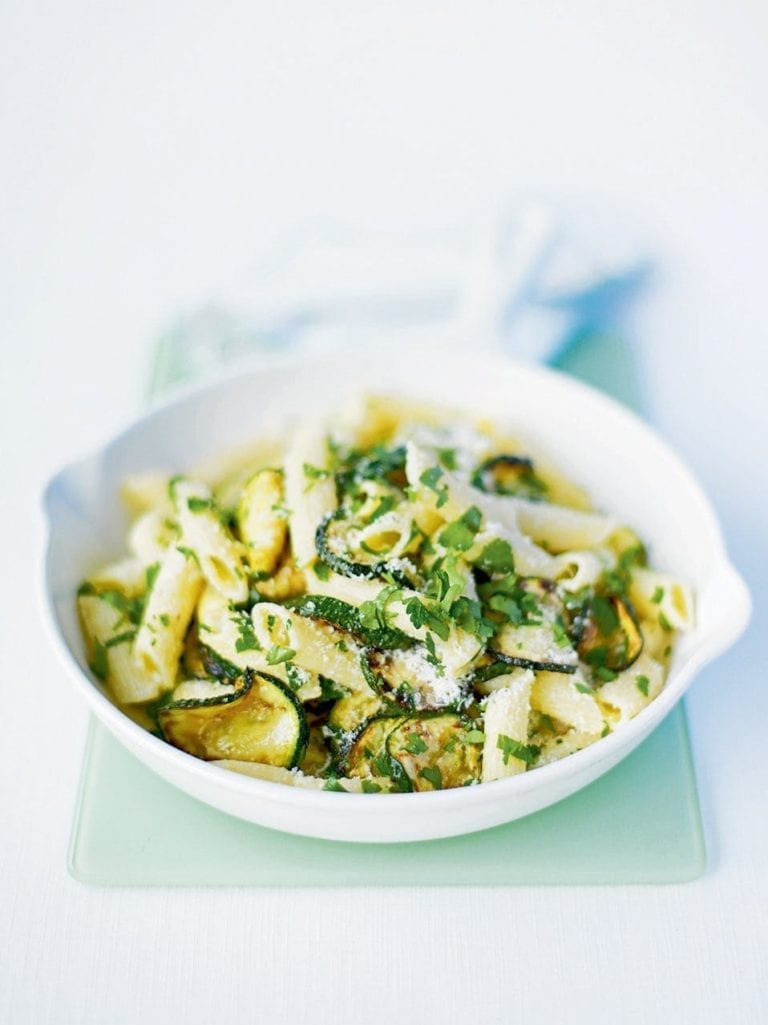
[40,349,752,816]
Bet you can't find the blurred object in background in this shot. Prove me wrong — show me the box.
[150,200,651,399]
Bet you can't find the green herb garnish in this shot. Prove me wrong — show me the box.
[405,733,428,755]
[474,538,515,576]
[419,466,449,508]
[497,735,540,766]
[266,645,296,665]
[438,505,482,552]
[419,765,443,789]
[89,640,109,681]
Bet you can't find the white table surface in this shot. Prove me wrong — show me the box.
[2,3,767,1023]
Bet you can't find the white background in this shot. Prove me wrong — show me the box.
[1,3,767,1023]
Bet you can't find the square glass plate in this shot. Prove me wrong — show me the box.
[68,332,706,885]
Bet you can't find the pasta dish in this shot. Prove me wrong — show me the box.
[77,395,693,793]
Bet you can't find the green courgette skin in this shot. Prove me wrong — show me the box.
[345,711,481,791]
[287,594,414,650]
[201,644,242,681]
[486,649,577,674]
[344,713,412,791]
[159,669,308,768]
[387,713,481,791]
[471,454,546,499]
[573,594,644,673]
[315,512,412,588]
[486,577,579,674]
[467,658,516,685]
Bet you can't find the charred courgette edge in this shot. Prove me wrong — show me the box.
[287,593,414,650]
[573,594,644,673]
[159,668,309,769]
[314,510,412,587]
[487,649,578,675]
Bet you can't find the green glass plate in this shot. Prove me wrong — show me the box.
[70,705,703,885]
[68,331,705,885]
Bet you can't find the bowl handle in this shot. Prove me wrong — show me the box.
[706,559,752,658]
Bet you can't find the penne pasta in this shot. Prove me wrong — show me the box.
[78,393,693,792]
[133,548,203,696]
[172,478,249,604]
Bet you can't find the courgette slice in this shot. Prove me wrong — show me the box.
[315,511,412,587]
[287,594,414,650]
[159,668,308,767]
[386,714,482,791]
[471,454,547,500]
[327,686,384,736]
[574,594,644,673]
[344,714,412,791]
[487,576,579,674]
[365,647,465,710]
[334,444,408,497]
[489,626,578,674]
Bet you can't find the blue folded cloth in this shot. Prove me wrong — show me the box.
[151,202,649,397]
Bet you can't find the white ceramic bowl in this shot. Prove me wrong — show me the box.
[42,350,750,842]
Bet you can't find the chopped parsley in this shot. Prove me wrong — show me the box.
[464,729,486,744]
[233,614,261,652]
[323,776,347,792]
[419,466,449,508]
[368,495,396,523]
[302,463,330,491]
[403,597,450,641]
[449,596,495,642]
[497,735,540,766]
[477,575,542,627]
[361,780,383,794]
[474,538,515,576]
[405,733,429,755]
[359,584,403,634]
[89,640,109,681]
[635,674,650,697]
[552,618,571,649]
[418,765,443,790]
[187,496,213,513]
[599,542,646,596]
[424,632,446,677]
[266,644,296,666]
[312,559,331,582]
[145,562,161,593]
[651,585,665,604]
[105,629,136,648]
[437,447,458,471]
[285,662,310,692]
[319,675,346,702]
[658,611,674,632]
[438,505,482,552]
[177,545,200,566]
[95,588,145,627]
[591,595,620,635]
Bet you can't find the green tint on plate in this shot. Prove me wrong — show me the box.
[68,331,706,885]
